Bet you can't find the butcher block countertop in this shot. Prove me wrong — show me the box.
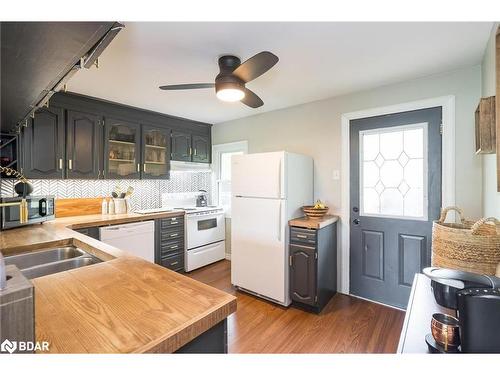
[0,212,237,353]
[289,215,339,229]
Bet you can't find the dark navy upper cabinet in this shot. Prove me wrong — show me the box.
[20,92,212,179]
[104,117,141,179]
[22,107,65,179]
[192,135,210,163]
[66,110,102,179]
[141,124,170,179]
[171,131,192,162]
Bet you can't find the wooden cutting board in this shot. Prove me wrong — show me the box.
[55,197,104,218]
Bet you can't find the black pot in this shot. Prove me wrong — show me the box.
[431,280,460,310]
[14,181,33,197]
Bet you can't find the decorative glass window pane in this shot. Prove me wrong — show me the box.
[359,123,428,220]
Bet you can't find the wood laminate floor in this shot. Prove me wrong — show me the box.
[186,260,405,353]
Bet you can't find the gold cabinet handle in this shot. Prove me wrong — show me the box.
[143,163,146,173]
[170,261,179,266]
[194,148,197,156]
[170,245,178,249]
[137,163,140,172]
[189,147,192,156]
[59,158,63,170]
[296,234,307,239]
[68,159,73,170]
[170,233,178,237]
[20,199,28,224]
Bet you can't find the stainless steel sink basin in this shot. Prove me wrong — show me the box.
[4,246,85,270]
[21,256,101,279]
[4,245,102,279]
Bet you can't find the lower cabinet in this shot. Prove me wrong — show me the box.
[289,222,337,313]
[155,215,185,272]
[175,319,227,353]
[290,244,317,306]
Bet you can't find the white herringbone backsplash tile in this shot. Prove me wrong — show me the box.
[0,171,211,211]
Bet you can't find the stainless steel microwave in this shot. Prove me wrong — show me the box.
[0,195,55,230]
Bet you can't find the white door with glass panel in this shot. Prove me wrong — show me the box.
[350,108,442,308]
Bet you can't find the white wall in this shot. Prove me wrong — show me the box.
[214,65,482,220]
[481,24,500,218]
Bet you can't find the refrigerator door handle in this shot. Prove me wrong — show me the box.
[278,158,282,198]
[278,201,282,242]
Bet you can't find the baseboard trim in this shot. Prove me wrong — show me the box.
[349,293,406,312]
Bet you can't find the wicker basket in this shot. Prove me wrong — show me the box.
[432,206,500,275]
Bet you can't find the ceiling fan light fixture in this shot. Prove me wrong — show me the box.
[216,87,245,102]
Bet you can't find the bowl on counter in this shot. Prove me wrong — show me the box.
[302,206,329,219]
[431,313,460,350]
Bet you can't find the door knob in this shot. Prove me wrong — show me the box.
[353,206,359,213]
[353,218,360,225]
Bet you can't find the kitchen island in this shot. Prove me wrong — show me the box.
[0,212,237,353]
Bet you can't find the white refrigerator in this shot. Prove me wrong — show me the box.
[231,151,313,306]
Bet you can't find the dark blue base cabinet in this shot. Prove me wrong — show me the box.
[175,319,227,353]
[289,219,338,313]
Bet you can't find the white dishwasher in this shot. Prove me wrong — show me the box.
[100,221,155,262]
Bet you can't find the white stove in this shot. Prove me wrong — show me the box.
[146,192,226,272]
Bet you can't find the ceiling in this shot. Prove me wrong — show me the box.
[68,22,493,124]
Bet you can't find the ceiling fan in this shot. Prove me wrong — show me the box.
[159,51,279,108]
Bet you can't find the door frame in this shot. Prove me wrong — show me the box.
[340,95,456,295]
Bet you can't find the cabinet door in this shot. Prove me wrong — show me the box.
[104,117,141,179]
[142,125,170,179]
[171,131,192,162]
[66,110,102,179]
[22,107,65,179]
[290,244,317,306]
[192,135,210,163]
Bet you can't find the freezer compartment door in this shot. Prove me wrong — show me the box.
[232,152,285,199]
[231,196,288,304]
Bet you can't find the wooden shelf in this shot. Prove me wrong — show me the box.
[109,158,134,162]
[109,139,135,146]
[145,144,166,149]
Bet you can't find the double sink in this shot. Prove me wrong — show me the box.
[4,246,102,279]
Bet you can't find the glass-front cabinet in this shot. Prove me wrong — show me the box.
[142,125,170,179]
[104,118,141,179]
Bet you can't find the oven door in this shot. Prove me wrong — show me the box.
[186,212,225,249]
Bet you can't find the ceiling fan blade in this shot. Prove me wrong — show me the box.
[232,51,279,82]
[159,83,215,90]
[241,88,264,108]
